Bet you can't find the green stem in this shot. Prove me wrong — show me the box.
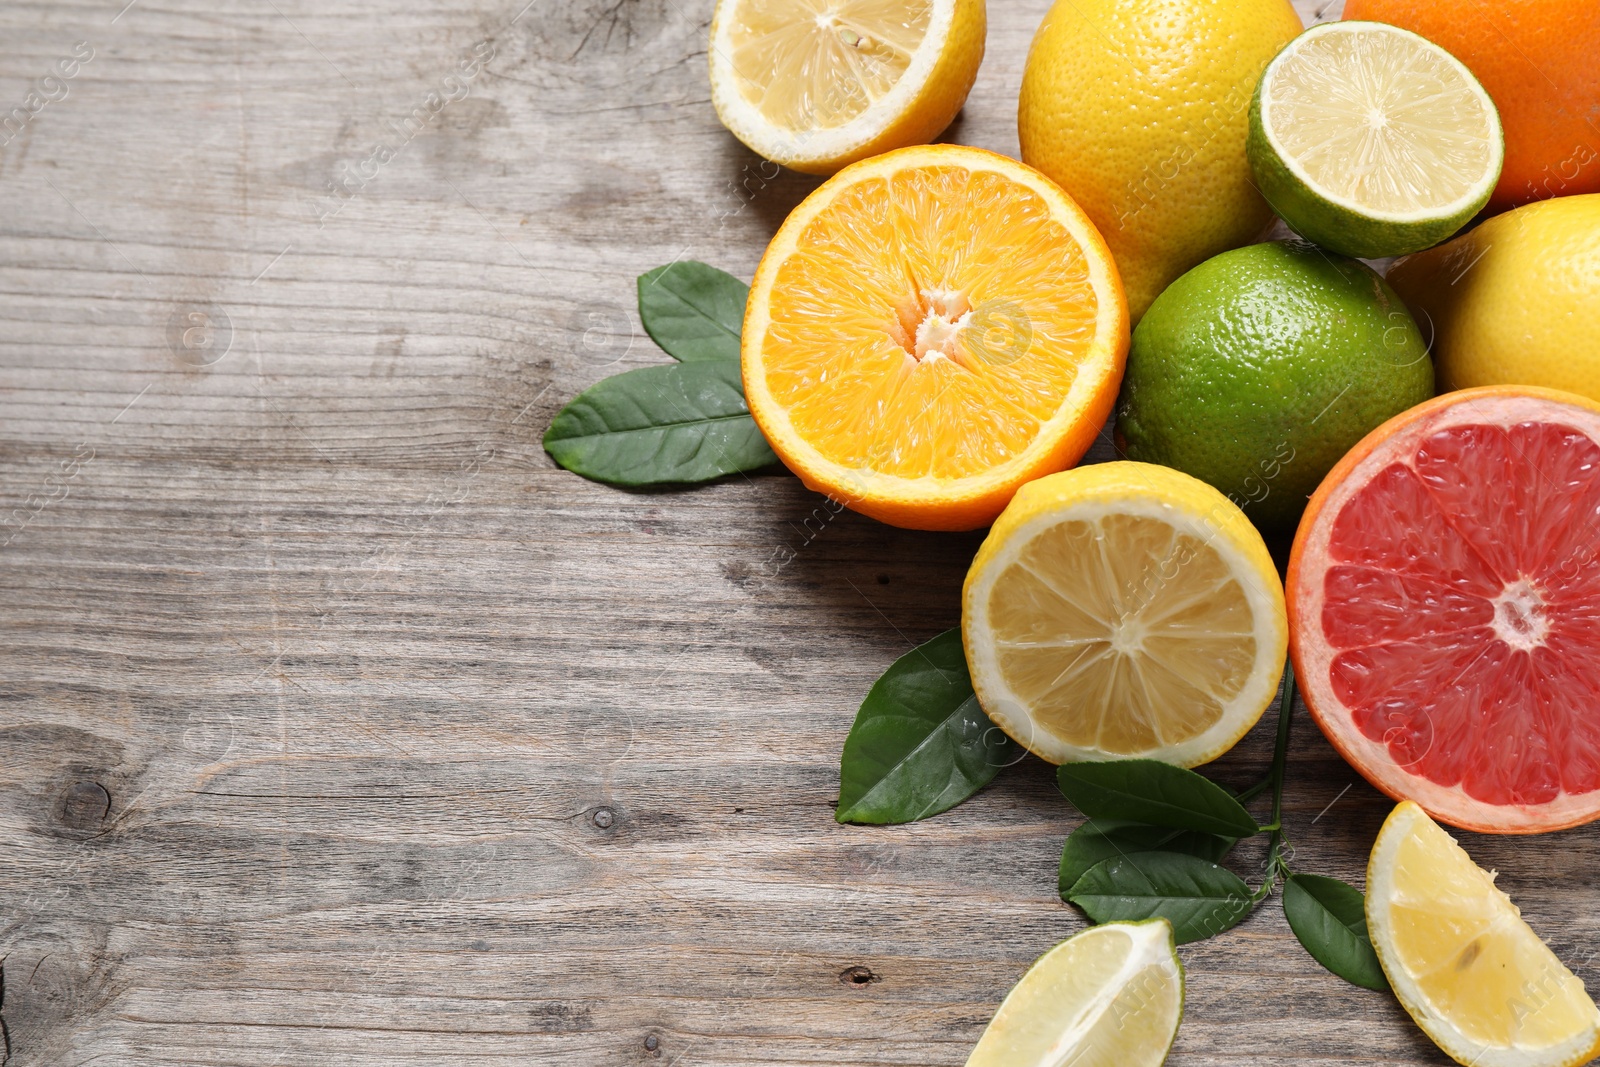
[1252,661,1297,903]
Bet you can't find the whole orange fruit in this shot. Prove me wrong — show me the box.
[1342,0,1600,211]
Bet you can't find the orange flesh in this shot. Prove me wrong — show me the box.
[759,164,1102,481]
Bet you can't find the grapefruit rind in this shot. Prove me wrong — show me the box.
[1290,387,1600,834]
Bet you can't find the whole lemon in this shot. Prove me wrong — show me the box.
[1386,194,1600,402]
[1019,0,1302,321]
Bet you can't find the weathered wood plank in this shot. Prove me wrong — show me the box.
[1,0,1586,1064]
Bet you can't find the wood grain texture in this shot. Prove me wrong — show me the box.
[3,0,1592,1064]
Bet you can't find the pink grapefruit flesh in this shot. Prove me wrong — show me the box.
[1289,387,1600,833]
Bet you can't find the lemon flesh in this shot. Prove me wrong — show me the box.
[710,0,985,175]
[725,0,929,130]
[963,461,1287,767]
[1367,802,1600,1067]
[966,920,1183,1067]
[1249,21,1502,258]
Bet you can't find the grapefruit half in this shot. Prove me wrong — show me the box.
[1289,386,1600,834]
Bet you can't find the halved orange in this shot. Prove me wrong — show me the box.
[742,144,1129,531]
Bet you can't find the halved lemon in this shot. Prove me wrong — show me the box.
[962,462,1286,766]
[966,920,1183,1067]
[743,144,1128,532]
[1247,20,1503,258]
[709,0,986,175]
[1367,801,1600,1067]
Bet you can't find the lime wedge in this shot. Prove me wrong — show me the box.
[965,920,1183,1067]
[1248,21,1503,258]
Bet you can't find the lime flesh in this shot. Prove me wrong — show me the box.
[1248,21,1503,259]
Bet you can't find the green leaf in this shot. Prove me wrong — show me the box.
[1283,874,1390,992]
[543,360,777,486]
[837,629,1020,825]
[1058,819,1235,898]
[638,261,748,362]
[1068,851,1253,945]
[1057,759,1262,838]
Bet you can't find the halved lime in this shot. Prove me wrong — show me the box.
[1247,21,1503,259]
[965,920,1183,1067]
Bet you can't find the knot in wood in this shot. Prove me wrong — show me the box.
[61,780,110,829]
[838,965,878,987]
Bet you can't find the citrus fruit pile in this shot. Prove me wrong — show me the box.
[693,0,1600,1062]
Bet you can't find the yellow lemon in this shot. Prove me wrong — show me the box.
[1018,0,1302,320]
[709,0,986,175]
[962,461,1287,767]
[1387,193,1600,403]
[1367,801,1600,1067]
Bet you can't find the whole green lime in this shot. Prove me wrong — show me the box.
[1114,241,1434,530]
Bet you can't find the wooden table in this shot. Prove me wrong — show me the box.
[4,0,1590,1063]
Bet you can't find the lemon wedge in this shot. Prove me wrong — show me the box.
[962,461,1287,766]
[709,0,986,175]
[1367,801,1600,1067]
[966,920,1183,1067]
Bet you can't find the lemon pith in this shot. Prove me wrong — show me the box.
[1367,802,1600,1067]
[963,461,1287,767]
